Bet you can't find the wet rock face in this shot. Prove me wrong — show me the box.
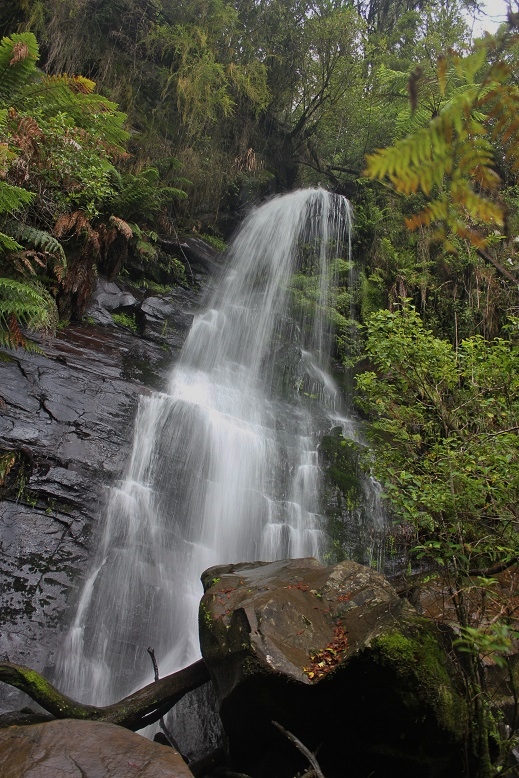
[0,719,194,778]
[0,278,204,711]
[199,558,468,778]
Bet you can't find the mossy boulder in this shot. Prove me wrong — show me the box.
[199,557,468,778]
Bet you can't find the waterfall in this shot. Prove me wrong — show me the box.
[58,188,369,712]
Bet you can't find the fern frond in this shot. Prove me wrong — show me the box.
[480,81,519,167]
[6,221,66,267]
[109,215,133,240]
[0,276,58,349]
[53,210,91,238]
[8,110,44,155]
[2,313,27,349]
[0,180,34,215]
[127,222,142,239]
[9,41,30,67]
[37,74,129,154]
[13,252,41,274]
[405,197,449,230]
[0,230,22,252]
[394,105,432,140]
[162,186,188,201]
[364,44,514,250]
[366,116,450,196]
[136,238,158,260]
[69,75,96,95]
[109,168,187,222]
[0,33,39,106]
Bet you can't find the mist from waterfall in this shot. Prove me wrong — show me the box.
[58,188,382,712]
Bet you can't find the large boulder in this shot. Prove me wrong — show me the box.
[199,557,468,778]
[0,719,194,778]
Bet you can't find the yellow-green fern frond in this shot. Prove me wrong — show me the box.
[38,74,129,154]
[0,180,34,216]
[0,231,22,253]
[364,42,517,252]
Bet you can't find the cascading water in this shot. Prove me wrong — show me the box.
[58,188,381,722]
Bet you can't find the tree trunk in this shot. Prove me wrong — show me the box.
[0,659,210,731]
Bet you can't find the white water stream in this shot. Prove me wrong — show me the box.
[58,188,380,716]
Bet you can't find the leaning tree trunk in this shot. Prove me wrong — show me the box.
[0,659,210,731]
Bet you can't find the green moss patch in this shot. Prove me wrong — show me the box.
[319,433,362,501]
[371,619,468,740]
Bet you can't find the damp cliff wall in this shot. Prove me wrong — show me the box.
[0,274,207,712]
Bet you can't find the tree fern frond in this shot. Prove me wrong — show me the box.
[162,186,188,200]
[53,210,92,238]
[138,168,160,184]
[0,180,34,215]
[0,276,58,350]
[13,252,42,274]
[1,313,26,350]
[37,74,130,153]
[109,215,133,240]
[364,43,517,250]
[6,221,66,267]
[405,197,449,230]
[394,105,432,140]
[0,230,22,252]
[0,33,39,106]
[109,168,187,222]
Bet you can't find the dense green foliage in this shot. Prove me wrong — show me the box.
[356,306,519,775]
[357,305,518,580]
[0,29,188,342]
[354,27,519,768]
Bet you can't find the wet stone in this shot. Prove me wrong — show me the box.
[200,558,468,778]
[0,277,204,712]
[0,719,195,778]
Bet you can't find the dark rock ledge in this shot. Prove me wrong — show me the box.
[0,276,205,711]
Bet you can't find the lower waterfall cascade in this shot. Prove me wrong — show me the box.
[57,187,385,727]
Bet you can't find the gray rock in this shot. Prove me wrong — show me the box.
[85,277,139,325]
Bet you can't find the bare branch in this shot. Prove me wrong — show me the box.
[476,247,518,284]
[272,720,326,778]
[147,646,183,753]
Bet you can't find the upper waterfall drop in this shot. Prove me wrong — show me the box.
[58,187,356,706]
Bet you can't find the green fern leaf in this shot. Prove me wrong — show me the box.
[364,43,517,251]
[0,181,34,215]
[0,276,58,349]
[0,231,22,252]
[0,33,39,106]
[35,74,130,154]
[6,222,66,266]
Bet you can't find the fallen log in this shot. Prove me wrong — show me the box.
[0,658,210,732]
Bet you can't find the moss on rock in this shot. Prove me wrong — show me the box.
[371,619,468,741]
[199,559,469,777]
[319,432,362,502]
